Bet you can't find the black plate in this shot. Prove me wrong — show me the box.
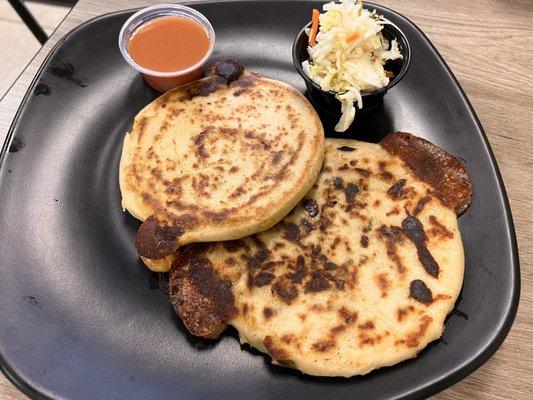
[0,1,519,399]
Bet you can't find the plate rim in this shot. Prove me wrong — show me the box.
[0,1,520,399]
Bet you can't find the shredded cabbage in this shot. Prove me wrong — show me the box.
[303,0,402,132]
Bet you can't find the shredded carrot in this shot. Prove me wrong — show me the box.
[308,9,320,46]
[346,32,360,43]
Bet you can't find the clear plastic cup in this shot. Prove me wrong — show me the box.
[118,4,215,92]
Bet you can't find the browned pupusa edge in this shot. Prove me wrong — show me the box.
[169,245,237,338]
[380,132,473,215]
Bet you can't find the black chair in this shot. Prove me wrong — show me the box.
[7,0,78,44]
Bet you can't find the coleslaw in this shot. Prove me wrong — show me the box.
[303,0,403,132]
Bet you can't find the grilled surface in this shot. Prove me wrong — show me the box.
[168,135,470,377]
[119,65,324,263]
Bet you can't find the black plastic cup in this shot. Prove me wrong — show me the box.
[292,21,411,118]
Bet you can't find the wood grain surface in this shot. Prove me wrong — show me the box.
[0,0,531,398]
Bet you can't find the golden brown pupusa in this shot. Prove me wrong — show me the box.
[168,134,472,377]
[119,61,324,266]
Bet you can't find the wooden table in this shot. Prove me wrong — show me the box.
[0,0,531,398]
